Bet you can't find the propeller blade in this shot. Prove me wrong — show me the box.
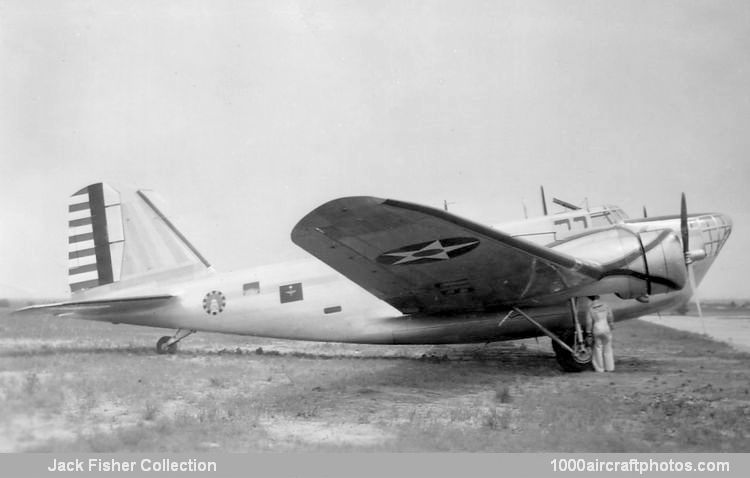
[680,192,689,256]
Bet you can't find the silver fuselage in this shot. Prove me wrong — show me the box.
[68,208,732,345]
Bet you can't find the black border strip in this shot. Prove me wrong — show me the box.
[88,183,114,284]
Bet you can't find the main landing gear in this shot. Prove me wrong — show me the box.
[551,328,592,373]
[156,329,196,355]
[511,299,593,373]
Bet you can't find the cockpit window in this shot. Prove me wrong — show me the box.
[590,213,612,227]
[572,216,587,230]
[554,219,571,231]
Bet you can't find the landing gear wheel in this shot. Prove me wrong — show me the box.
[156,336,177,355]
[552,329,592,373]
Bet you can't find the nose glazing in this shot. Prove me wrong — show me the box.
[696,213,732,257]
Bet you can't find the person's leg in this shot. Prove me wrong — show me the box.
[603,333,615,371]
[592,338,605,372]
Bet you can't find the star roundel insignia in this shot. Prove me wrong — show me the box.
[376,237,480,266]
[202,290,227,315]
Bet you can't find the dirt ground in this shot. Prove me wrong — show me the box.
[1,310,749,452]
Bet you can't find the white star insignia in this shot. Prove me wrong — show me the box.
[383,240,478,265]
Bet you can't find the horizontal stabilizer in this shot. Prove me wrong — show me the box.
[13,295,175,317]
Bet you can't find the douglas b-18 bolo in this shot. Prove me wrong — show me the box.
[16,183,732,371]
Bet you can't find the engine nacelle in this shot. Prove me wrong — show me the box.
[551,226,687,299]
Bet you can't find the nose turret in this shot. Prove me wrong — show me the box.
[693,213,732,257]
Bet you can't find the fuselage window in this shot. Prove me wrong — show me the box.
[243,282,260,295]
[324,306,342,314]
[572,216,587,230]
[554,219,571,231]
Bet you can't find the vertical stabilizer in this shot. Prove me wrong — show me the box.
[68,183,211,294]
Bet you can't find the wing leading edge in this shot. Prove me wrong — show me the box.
[292,197,605,314]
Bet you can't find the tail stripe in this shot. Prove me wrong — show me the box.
[68,208,92,221]
[69,232,94,244]
[69,240,95,253]
[69,217,92,227]
[69,248,96,260]
[68,202,90,213]
[69,184,100,289]
[70,254,97,267]
[68,183,123,292]
[69,263,98,275]
[68,224,93,237]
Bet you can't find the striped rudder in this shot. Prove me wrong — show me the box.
[67,182,211,294]
[68,183,124,292]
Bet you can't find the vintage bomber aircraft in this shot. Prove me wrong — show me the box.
[17,183,732,371]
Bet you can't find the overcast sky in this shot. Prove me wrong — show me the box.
[1,0,748,299]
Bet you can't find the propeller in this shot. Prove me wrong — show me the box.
[680,193,689,256]
[680,193,706,332]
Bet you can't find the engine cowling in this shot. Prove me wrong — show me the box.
[551,226,687,299]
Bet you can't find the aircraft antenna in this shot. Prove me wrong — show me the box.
[540,186,548,216]
[552,197,581,211]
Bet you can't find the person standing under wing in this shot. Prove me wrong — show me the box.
[585,295,615,372]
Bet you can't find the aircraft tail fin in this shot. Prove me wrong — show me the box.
[68,183,211,294]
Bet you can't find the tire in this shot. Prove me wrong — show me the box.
[156,336,172,355]
[552,329,592,373]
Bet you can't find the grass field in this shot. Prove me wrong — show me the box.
[1,311,749,452]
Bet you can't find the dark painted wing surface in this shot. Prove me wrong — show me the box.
[292,197,604,314]
[13,295,175,317]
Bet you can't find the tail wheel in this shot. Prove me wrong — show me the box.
[552,329,592,373]
[156,336,177,355]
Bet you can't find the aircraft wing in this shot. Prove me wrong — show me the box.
[291,197,605,314]
[13,295,176,317]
